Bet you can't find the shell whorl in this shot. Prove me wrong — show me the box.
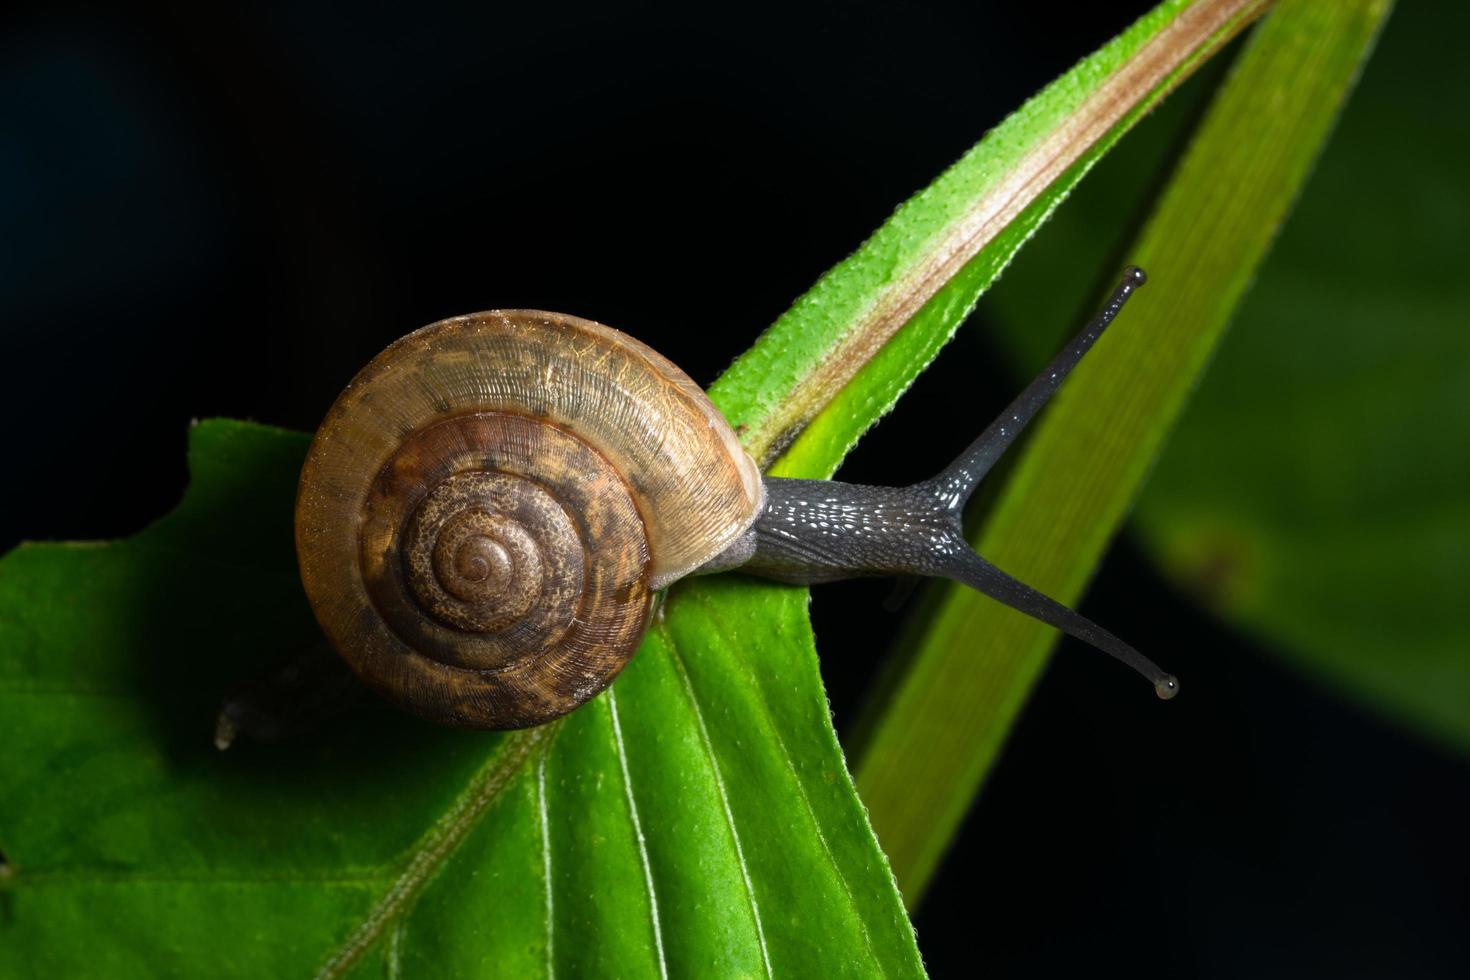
[296,310,763,729]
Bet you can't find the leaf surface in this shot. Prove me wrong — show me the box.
[0,421,921,977]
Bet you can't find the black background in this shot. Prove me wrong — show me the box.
[4,1,1467,976]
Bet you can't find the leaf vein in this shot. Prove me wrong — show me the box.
[606,687,668,980]
[537,742,556,980]
[313,723,558,980]
[656,619,774,980]
[387,923,403,980]
[680,591,886,972]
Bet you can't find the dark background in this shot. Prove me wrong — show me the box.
[4,1,1465,976]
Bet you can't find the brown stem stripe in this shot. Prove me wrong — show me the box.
[315,723,560,980]
[743,0,1270,467]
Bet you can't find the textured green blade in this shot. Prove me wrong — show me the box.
[714,0,1267,476]
[853,0,1394,905]
[0,2,1266,974]
[1132,2,1470,755]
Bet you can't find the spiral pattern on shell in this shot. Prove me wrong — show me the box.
[296,310,763,729]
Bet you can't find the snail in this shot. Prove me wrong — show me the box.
[216,267,1175,745]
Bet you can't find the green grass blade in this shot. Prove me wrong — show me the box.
[1132,2,1470,755]
[708,0,1267,474]
[852,0,1395,905]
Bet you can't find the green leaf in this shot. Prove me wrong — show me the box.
[0,421,922,977]
[713,0,1267,475]
[1131,0,1470,752]
[0,1,1268,973]
[852,0,1394,905]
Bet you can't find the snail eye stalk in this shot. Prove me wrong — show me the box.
[928,265,1176,697]
[928,265,1147,511]
[943,547,1178,700]
[737,266,1177,700]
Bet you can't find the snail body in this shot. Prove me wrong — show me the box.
[219,267,1174,744]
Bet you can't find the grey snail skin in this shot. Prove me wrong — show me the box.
[215,267,1174,748]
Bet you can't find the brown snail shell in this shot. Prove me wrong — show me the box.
[296,310,764,729]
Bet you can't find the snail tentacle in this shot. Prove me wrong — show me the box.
[928,265,1146,514]
[939,547,1178,700]
[709,267,1177,699]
